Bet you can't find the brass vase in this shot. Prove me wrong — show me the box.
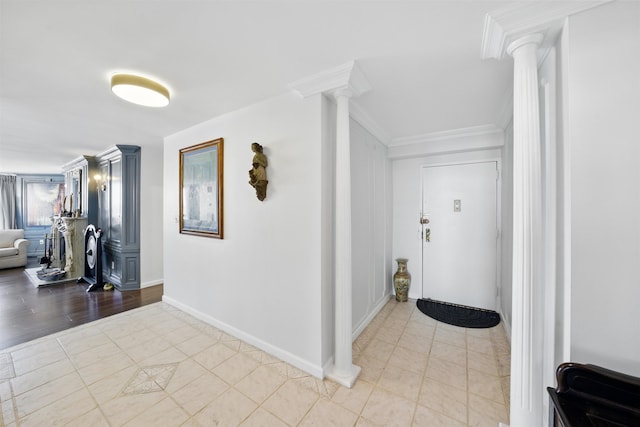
[393,258,411,302]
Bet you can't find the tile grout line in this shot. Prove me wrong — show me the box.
[57,328,130,426]
[355,300,396,425]
[5,299,510,426]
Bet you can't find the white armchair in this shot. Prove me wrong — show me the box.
[0,229,29,269]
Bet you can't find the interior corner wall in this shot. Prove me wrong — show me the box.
[163,93,326,376]
[350,119,391,337]
[500,121,514,336]
[556,21,571,366]
[391,141,503,302]
[567,1,640,376]
[139,142,164,287]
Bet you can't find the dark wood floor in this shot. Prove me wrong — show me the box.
[0,259,163,350]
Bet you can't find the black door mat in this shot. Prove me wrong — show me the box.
[416,298,500,328]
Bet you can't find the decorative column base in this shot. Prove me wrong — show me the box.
[326,364,361,388]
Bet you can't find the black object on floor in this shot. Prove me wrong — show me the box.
[417,298,500,328]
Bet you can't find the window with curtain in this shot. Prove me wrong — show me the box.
[0,175,17,229]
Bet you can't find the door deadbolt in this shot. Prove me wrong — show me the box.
[425,228,431,242]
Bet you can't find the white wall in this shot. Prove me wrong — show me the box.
[139,142,164,287]
[391,131,503,301]
[500,121,513,333]
[556,21,571,371]
[163,93,327,376]
[567,1,640,376]
[350,119,392,337]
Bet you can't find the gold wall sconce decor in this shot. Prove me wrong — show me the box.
[248,143,268,201]
[94,174,107,192]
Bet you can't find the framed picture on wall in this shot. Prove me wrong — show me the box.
[25,181,65,226]
[179,138,224,238]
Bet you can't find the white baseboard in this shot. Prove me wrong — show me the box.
[162,295,324,379]
[140,279,163,288]
[352,293,392,341]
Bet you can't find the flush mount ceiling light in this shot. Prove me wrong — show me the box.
[110,73,170,107]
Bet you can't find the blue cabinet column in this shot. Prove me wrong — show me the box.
[96,145,141,290]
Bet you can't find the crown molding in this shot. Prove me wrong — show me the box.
[387,125,504,160]
[289,60,371,98]
[349,101,391,146]
[481,1,612,60]
[390,124,503,148]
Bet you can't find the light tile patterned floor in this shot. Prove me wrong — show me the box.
[0,298,510,426]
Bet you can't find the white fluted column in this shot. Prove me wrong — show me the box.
[288,61,369,389]
[507,33,544,427]
[330,87,361,388]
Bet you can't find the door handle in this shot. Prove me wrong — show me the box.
[425,228,431,242]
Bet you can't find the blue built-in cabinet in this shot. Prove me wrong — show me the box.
[95,145,141,290]
[61,155,98,226]
[15,147,141,289]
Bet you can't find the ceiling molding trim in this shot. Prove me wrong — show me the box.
[289,60,371,98]
[390,124,503,148]
[387,130,504,160]
[349,101,391,146]
[481,1,612,60]
[61,155,96,173]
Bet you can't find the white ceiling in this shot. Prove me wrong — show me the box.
[0,1,514,175]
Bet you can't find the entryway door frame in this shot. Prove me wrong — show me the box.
[419,159,503,312]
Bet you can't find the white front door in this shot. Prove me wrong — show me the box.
[421,161,498,310]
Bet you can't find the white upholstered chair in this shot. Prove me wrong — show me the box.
[0,229,29,269]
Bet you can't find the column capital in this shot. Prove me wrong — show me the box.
[289,60,371,99]
[481,1,609,61]
[333,87,354,100]
[506,33,544,57]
